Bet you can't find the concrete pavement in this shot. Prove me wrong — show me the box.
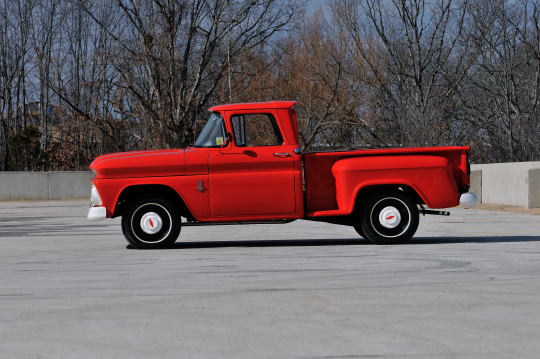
[1,201,539,358]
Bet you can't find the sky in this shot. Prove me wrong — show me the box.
[307,0,329,14]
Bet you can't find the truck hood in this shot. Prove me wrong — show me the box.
[90,149,185,178]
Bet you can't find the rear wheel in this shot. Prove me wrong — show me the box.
[360,191,419,245]
[121,195,181,249]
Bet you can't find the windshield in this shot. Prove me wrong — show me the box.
[193,112,226,148]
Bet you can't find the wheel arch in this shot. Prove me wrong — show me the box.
[112,184,194,220]
[353,184,424,214]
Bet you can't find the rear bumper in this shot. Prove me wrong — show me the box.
[459,193,478,207]
[88,207,107,221]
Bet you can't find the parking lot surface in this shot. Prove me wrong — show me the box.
[1,201,539,358]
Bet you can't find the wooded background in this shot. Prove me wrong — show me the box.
[1,0,539,171]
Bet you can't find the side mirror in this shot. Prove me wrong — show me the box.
[219,133,233,153]
[223,132,233,147]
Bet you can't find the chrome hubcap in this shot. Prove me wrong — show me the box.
[140,212,163,234]
[379,206,401,229]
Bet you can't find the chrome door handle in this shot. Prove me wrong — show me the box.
[273,152,291,158]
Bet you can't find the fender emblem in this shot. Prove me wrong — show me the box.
[196,180,205,192]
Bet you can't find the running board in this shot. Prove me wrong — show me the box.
[182,219,296,226]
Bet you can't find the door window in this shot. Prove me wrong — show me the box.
[231,113,283,147]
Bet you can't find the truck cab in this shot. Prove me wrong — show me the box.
[193,102,304,220]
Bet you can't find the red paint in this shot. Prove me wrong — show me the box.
[208,108,296,216]
[89,101,471,222]
[149,219,154,228]
[386,216,395,220]
[91,149,185,178]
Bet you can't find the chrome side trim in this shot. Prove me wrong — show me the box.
[182,219,296,227]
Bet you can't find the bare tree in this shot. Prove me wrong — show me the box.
[0,0,37,170]
[1,0,540,170]
[67,0,303,149]
[332,0,474,148]
[229,12,365,151]
[462,0,540,162]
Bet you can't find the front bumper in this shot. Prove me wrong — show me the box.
[88,207,106,221]
[88,183,106,221]
[459,193,478,207]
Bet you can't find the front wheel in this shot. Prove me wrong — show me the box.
[360,191,419,245]
[121,196,181,249]
[353,225,366,239]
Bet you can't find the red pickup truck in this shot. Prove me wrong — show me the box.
[88,101,477,249]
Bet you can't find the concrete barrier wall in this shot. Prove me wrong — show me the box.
[469,170,482,204]
[1,163,540,207]
[470,161,540,208]
[0,172,50,200]
[48,172,94,200]
[529,169,540,209]
[0,172,93,201]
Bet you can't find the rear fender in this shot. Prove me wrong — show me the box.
[332,155,460,211]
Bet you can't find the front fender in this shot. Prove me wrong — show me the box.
[332,155,460,211]
[92,175,210,220]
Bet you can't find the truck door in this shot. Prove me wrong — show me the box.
[208,111,296,217]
